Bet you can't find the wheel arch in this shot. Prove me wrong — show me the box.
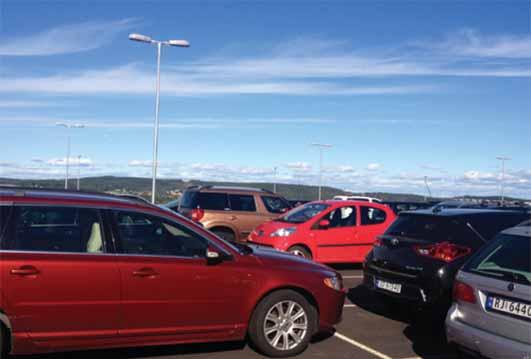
[208,224,238,237]
[287,243,313,257]
[0,311,12,354]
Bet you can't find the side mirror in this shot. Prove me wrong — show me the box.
[318,219,330,229]
[206,248,225,265]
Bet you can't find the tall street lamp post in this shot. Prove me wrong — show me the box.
[56,122,84,190]
[129,33,190,204]
[496,156,511,205]
[311,143,333,200]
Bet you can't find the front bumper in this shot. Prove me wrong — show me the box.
[317,288,346,331]
[446,304,531,359]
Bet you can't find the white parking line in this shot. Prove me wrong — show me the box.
[342,275,363,279]
[334,332,392,359]
[343,304,357,308]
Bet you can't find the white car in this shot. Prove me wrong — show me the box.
[333,195,382,203]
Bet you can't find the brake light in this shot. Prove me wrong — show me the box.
[374,236,384,247]
[453,280,476,303]
[191,207,205,222]
[414,241,471,263]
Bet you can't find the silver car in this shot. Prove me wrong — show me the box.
[446,223,531,358]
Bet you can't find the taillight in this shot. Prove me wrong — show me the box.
[374,236,384,247]
[453,280,476,303]
[414,241,471,262]
[191,207,205,222]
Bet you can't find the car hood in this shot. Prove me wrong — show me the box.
[248,245,333,274]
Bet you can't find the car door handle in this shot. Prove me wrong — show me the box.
[132,268,159,277]
[10,266,40,276]
[230,215,237,221]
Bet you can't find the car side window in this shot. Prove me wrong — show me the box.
[7,206,105,253]
[114,210,208,258]
[261,196,291,214]
[229,194,257,212]
[324,206,357,228]
[361,206,387,225]
[197,192,229,210]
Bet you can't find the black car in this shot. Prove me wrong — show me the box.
[363,209,529,314]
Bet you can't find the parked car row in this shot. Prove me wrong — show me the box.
[0,187,345,358]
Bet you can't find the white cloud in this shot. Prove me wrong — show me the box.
[425,29,531,59]
[367,163,382,171]
[129,160,152,167]
[0,100,65,108]
[46,157,93,166]
[0,19,137,56]
[286,162,312,172]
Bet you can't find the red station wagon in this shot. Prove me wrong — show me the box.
[248,200,396,263]
[0,188,345,358]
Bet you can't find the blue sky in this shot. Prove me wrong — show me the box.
[1,0,530,198]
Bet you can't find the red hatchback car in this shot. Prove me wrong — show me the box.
[248,200,396,263]
[0,188,345,358]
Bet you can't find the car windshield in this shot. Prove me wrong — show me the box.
[280,203,330,224]
[466,233,531,286]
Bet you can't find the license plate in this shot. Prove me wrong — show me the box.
[486,295,531,322]
[375,279,402,294]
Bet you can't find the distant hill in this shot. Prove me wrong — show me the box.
[0,176,526,204]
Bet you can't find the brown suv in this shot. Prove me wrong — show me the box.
[173,186,292,242]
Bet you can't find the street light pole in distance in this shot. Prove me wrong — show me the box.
[496,156,511,206]
[56,122,85,190]
[129,33,190,204]
[311,143,333,201]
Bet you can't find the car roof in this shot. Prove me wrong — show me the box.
[400,208,526,217]
[0,187,159,210]
[501,222,531,238]
[185,185,274,194]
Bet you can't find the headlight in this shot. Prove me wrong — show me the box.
[323,275,343,291]
[270,227,297,237]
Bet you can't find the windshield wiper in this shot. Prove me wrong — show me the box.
[473,268,530,285]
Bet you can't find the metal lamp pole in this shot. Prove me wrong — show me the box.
[129,33,190,204]
[56,122,84,190]
[273,167,278,193]
[311,143,333,200]
[77,155,83,191]
[496,156,511,205]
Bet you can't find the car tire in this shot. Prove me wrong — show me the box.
[287,245,312,259]
[0,325,5,359]
[249,290,317,358]
[211,228,236,243]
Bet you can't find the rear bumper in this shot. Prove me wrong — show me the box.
[446,304,531,359]
[363,265,448,306]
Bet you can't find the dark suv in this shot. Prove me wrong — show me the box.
[173,186,292,242]
[363,209,529,313]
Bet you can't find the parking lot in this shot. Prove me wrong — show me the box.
[21,266,457,359]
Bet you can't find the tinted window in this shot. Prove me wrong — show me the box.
[8,206,104,253]
[361,206,387,225]
[229,194,256,212]
[261,196,291,214]
[324,206,356,228]
[282,203,330,224]
[114,210,208,257]
[385,214,480,245]
[468,214,528,241]
[466,234,530,285]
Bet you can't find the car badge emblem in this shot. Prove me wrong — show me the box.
[390,238,399,246]
[507,282,515,292]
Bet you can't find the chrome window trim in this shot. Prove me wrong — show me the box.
[0,249,209,261]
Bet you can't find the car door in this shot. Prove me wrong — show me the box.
[356,205,391,261]
[312,205,358,263]
[227,194,261,239]
[1,204,120,347]
[111,209,248,342]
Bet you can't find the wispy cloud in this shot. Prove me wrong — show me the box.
[0,100,68,108]
[0,19,137,56]
[417,28,531,59]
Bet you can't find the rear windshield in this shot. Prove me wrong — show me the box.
[465,233,531,286]
[385,214,480,245]
[179,191,228,211]
[280,203,330,224]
